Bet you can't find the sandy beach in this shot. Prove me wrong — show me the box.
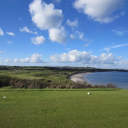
[69,73,88,83]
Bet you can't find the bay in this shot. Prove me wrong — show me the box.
[83,71,128,89]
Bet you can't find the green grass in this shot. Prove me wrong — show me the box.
[0,69,74,86]
[0,89,128,128]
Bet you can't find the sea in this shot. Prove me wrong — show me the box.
[83,71,128,89]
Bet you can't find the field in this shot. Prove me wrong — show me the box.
[0,66,128,127]
[0,67,74,83]
[0,89,128,128]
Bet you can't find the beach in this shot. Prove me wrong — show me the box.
[69,73,87,83]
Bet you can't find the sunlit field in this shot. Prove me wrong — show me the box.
[0,89,128,128]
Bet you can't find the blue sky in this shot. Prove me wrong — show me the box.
[0,0,128,69]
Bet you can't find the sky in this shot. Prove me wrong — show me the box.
[0,0,128,69]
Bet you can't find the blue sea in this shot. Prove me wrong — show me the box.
[83,71,128,89]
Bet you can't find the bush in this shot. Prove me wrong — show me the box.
[72,81,117,89]
[0,75,11,87]
[106,83,117,88]
[10,78,50,89]
[72,81,93,89]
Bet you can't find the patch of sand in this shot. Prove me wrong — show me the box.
[69,73,88,83]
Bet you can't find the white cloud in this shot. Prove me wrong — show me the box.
[50,50,91,63]
[0,28,4,35]
[73,0,125,23]
[66,19,78,27]
[70,34,76,39]
[70,31,92,42]
[50,50,117,66]
[31,36,45,45]
[99,53,115,64]
[7,41,13,44]
[117,59,128,66]
[49,27,67,43]
[14,59,20,63]
[111,30,128,36]
[76,31,85,40]
[102,43,128,53]
[19,27,37,35]
[5,59,13,63]
[6,32,15,36]
[29,0,63,30]
[19,53,44,63]
[20,58,30,63]
[118,56,123,60]
[79,33,84,40]
[30,53,43,63]
[5,54,44,64]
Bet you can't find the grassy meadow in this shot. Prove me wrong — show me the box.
[0,89,128,128]
[0,66,128,127]
[0,67,77,89]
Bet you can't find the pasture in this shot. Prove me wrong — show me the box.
[0,89,128,128]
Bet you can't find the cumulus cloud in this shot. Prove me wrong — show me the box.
[49,27,67,43]
[5,59,13,63]
[99,53,115,64]
[73,0,125,23]
[49,49,128,68]
[20,57,30,63]
[66,19,78,27]
[29,53,43,63]
[29,0,63,30]
[50,50,116,66]
[15,53,44,63]
[50,50,91,63]
[14,59,20,63]
[0,28,4,35]
[117,59,128,67]
[6,32,15,36]
[70,31,84,40]
[19,27,37,35]
[31,36,45,45]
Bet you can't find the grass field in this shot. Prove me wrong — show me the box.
[0,89,128,128]
[0,68,75,88]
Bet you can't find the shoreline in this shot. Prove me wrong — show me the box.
[69,72,90,83]
[69,72,126,89]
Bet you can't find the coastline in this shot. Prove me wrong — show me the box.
[69,71,128,89]
[69,72,90,83]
